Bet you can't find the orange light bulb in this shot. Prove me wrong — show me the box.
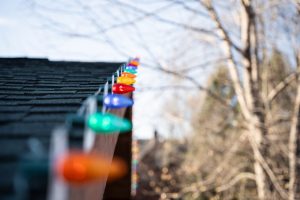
[128,60,139,67]
[56,152,127,184]
[121,72,136,79]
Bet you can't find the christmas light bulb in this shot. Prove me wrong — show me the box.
[126,66,138,70]
[132,174,138,181]
[132,183,138,189]
[113,83,135,94]
[128,60,139,67]
[121,72,136,78]
[88,113,131,133]
[124,69,137,74]
[19,154,49,178]
[104,94,133,109]
[55,152,127,184]
[117,77,136,85]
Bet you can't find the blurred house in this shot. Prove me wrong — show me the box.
[135,131,185,200]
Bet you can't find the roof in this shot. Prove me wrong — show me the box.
[0,57,123,200]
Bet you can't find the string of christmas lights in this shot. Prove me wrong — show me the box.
[16,57,141,198]
[57,57,140,185]
[132,139,139,196]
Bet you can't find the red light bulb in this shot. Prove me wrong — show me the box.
[112,83,135,94]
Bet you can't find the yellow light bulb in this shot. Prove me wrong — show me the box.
[117,77,136,85]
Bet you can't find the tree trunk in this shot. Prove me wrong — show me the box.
[204,1,271,198]
[241,2,269,198]
[248,121,269,199]
[289,54,300,200]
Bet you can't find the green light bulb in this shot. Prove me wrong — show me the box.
[87,113,132,134]
[124,69,137,74]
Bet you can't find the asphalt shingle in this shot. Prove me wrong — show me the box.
[0,57,122,200]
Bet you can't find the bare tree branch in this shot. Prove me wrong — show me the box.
[200,0,243,54]
[247,132,288,199]
[268,72,296,103]
[216,172,256,192]
[136,85,199,92]
[180,57,229,73]
[111,0,218,37]
[202,0,250,120]
[144,63,231,107]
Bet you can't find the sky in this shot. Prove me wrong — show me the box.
[2,0,295,139]
[0,0,126,60]
[0,0,210,139]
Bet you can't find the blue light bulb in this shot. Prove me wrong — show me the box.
[126,66,138,70]
[103,94,133,109]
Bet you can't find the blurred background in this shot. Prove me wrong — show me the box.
[1,0,300,199]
